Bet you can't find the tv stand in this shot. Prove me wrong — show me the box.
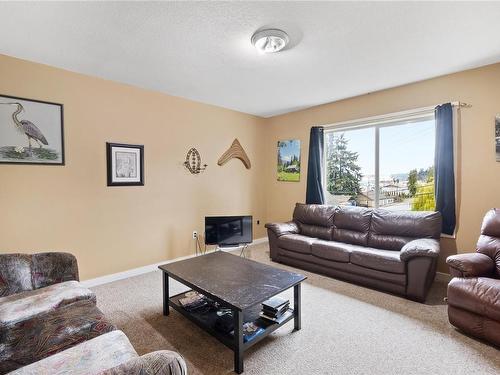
[215,243,249,258]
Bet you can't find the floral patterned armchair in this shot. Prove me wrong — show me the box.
[0,252,187,375]
[0,252,79,297]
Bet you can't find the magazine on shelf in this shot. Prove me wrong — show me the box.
[262,303,289,317]
[262,296,289,311]
[259,308,293,324]
[229,322,266,343]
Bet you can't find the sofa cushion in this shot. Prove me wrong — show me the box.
[278,234,316,254]
[311,240,351,263]
[7,330,136,375]
[31,252,80,289]
[101,350,188,375]
[278,247,314,262]
[299,223,333,241]
[0,254,33,297]
[0,280,96,329]
[447,277,500,322]
[477,208,500,278]
[477,235,500,279]
[293,203,335,227]
[332,206,372,246]
[293,203,335,240]
[278,248,407,286]
[0,299,116,374]
[368,210,442,251]
[350,247,405,274]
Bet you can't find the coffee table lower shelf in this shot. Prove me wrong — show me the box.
[168,290,295,352]
[159,255,304,374]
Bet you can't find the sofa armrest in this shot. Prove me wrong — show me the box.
[446,253,495,278]
[31,252,79,289]
[100,350,187,375]
[264,221,299,237]
[400,239,440,262]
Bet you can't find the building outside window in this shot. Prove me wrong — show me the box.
[324,112,436,211]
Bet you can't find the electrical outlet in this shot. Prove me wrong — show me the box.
[192,230,198,239]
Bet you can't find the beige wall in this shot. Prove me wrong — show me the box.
[265,63,500,272]
[2,53,500,278]
[0,54,267,280]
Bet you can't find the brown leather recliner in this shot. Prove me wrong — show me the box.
[446,208,500,347]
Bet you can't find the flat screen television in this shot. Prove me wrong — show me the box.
[205,216,253,247]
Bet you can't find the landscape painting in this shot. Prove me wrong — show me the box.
[277,139,301,182]
[496,115,500,162]
[0,94,64,165]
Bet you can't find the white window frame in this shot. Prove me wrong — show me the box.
[322,108,436,209]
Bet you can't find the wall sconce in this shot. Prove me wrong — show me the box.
[183,147,207,174]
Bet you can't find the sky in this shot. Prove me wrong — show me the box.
[328,119,435,180]
[279,139,301,162]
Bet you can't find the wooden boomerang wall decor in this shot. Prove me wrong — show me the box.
[217,138,251,169]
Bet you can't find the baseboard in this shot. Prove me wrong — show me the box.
[249,237,268,245]
[81,237,269,288]
[81,256,193,288]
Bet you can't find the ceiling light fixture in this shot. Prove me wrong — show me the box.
[251,29,289,54]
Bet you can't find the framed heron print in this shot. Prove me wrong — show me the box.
[0,94,64,165]
[106,142,144,186]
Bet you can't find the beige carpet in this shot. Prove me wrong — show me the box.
[92,244,499,375]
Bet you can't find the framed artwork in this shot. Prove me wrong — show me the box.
[277,139,301,182]
[496,115,500,162]
[0,94,64,165]
[106,143,144,186]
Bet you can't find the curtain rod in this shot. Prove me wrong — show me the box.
[322,101,471,130]
[452,101,472,108]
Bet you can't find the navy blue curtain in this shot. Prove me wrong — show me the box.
[306,126,325,204]
[435,103,456,235]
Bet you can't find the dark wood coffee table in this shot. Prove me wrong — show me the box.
[159,251,306,374]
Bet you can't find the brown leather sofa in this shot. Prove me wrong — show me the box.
[446,209,500,347]
[266,203,442,302]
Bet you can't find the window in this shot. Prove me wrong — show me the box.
[324,112,436,211]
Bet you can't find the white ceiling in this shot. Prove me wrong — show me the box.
[1,2,500,117]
